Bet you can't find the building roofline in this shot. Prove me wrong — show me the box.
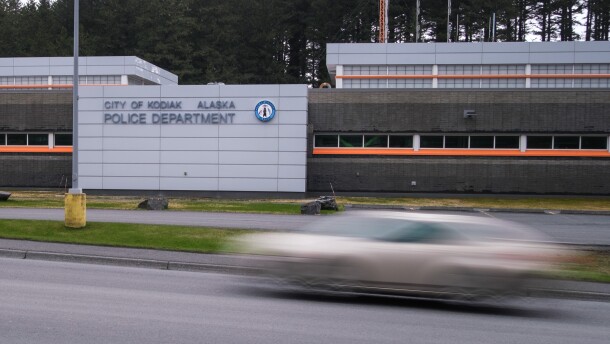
[0,56,178,85]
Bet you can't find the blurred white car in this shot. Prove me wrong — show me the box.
[237,211,565,300]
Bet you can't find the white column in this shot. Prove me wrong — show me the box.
[336,65,343,89]
[48,76,53,90]
[121,75,128,85]
[413,134,421,151]
[520,135,527,152]
[525,64,531,88]
[432,65,438,88]
[48,133,54,149]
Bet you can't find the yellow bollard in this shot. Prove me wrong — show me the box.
[65,193,87,228]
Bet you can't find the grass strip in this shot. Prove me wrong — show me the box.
[0,219,608,283]
[0,219,251,253]
[0,192,307,214]
[551,251,610,283]
[340,196,610,211]
[1,191,609,213]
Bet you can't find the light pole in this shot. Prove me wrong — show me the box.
[65,0,86,228]
[72,0,79,193]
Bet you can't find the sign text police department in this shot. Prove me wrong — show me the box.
[103,99,237,125]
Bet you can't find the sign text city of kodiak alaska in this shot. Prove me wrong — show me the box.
[103,99,245,125]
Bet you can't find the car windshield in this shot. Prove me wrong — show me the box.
[300,214,546,243]
[300,217,413,240]
[445,221,547,242]
[300,216,463,243]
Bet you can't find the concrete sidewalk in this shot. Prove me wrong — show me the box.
[1,238,608,302]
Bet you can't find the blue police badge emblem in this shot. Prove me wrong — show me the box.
[255,100,276,122]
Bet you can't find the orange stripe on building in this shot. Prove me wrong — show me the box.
[0,84,125,89]
[0,146,72,153]
[313,148,610,157]
[336,74,610,80]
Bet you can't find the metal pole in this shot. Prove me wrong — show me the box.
[385,0,389,43]
[70,0,80,193]
[447,0,451,42]
[455,13,459,41]
[492,12,496,42]
[488,17,492,42]
[415,0,420,42]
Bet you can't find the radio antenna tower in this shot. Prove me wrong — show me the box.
[379,0,389,43]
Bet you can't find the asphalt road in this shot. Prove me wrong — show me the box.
[0,258,608,344]
[1,207,609,245]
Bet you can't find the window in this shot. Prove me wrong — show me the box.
[28,134,49,146]
[445,136,469,148]
[7,134,27,145]
[420,136,444,148]
[54,134,73,146]
[438,65,480,75]
[313,133,608,152]
[438,78,481,88]
[554,136,579,149]
[581,137,607,150]
[574,64,610,74]
[14,76,47,85]
[388,65,432,75]
[0,134,5,145]
[388,79,432,88]
[389,135,413,148]
[470,136,494,148]
[531,64,573,74]
[344,65,386,76]
[339,135,363,147]
[527,136,553,149]
[495,136,520,149]
[481,78,526,88]
[482,65,525,75]
[364,135,388,148]
[314,135,338,148]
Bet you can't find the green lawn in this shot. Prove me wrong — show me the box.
[0,218,608,283]
[0,192,311,214]
[0,219,250,253]
[552,251,610,283]
[1,191,608,213]
[340,196,610,211]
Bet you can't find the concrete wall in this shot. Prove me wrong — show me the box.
[0,92,72,132]
[308,89,610,133]
[0,153,71,187]
[78,85,308,192]
[0,92,72,188]
[308,157,610,194]
[307,89,610,194]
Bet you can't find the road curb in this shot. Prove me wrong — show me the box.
[167,261,262,275]
[1,248,608,302]
[24,251,170,270]
[529,288,610,302]
[345,204,610,216]
[0,248,26,259]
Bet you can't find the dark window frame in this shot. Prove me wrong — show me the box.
[54,133,74,147]
[314,134,339,148]
[28,134,49,146]
[363,135,388,148]
[581,136,608,150]
[469,136,495,149]
[339,135,364,148]
[420,135,444,149]
[6,133,28,146]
